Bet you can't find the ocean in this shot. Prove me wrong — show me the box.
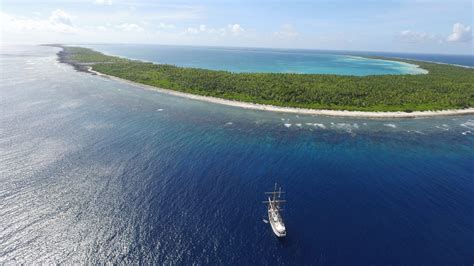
[0,45,473,264]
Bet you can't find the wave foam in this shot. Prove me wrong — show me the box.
[314,123,326,129]
[330,122,358,132]
[460,120,474,130]
[435,124,450,131]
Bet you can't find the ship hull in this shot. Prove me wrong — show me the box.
[268,211,286,237]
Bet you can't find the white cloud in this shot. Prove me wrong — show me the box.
[227,24,244,35]
[158,22,175,30]
[96,26,107,31]
[94,0,112,5]
[185,24,210,34]
[185,27,199,34]
[184,24,228,36]
[0,12,41,32]
[396,30,436,43]
[447,23,472,42]
[274,24,299,39]
[0,10,77,34]
[117,23,144,32]
[49,9,74,26]
[397,23,472,44]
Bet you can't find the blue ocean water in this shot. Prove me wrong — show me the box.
[1,45,474,264]
[83,44,430,76]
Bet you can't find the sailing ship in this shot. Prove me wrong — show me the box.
[263,183,286,237]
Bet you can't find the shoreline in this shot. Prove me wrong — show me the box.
[86,67,474,118]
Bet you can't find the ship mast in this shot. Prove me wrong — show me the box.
[263,183,286,209]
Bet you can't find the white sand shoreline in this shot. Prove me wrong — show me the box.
[88,67,474,118]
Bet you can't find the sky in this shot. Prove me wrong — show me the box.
[1,0,473,54]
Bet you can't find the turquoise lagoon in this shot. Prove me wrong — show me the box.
[83,44,428,76]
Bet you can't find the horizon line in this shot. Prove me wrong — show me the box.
[2,41,473,57]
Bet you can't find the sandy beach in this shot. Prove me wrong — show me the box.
[87,67,474,118]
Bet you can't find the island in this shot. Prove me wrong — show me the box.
[51,45,474,117]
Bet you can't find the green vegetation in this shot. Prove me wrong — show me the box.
[60,46,474,112]
[63,46,127,63]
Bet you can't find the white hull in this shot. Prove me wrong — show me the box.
[268,210,286,237]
